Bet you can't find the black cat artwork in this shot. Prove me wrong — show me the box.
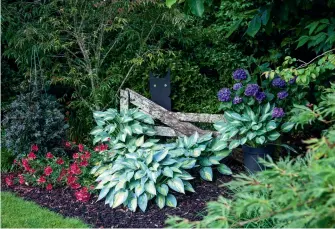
[149,69,172,111]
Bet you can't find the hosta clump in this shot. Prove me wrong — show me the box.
[3,91,68,157]
[214,103,294,149]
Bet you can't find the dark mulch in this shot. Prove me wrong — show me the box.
[1,159,244,228]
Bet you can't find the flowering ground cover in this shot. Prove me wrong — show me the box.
[1,192,88,228]
[1,159,243,228]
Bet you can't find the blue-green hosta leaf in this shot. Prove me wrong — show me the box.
[168,149,185,158]
[98,187,110,201]
[115,179,127,192]
[131,123,143,134]
[171,167,182,174]
[240,137,247,145]
[138,193,148,212]
[104,113,116,121]
[126,171,135,182]
[145,180,156,195]
[256,128,267,136]
[135,184,145,197]
[229,140,240,150]
[167,177,185,193]
[146,152,153,165]
[96,119,105,126]
[209,156,221,165]
[90,126,104,135]
[230,112,250,122]
[197,132,212,143]
[155,194,166,209]
[112,190,129,208]
[93,111,105,118]
[183,181,195,192]
[93,136,102,145]
[213,121,226,131]
[260,113,272,122]
[166,194,177,208]
[268,131,280,141]
[239,127,249,135]
[262,102,271,114]
[127,194,137,212]
[148,170,161,183]
[247,132,257,141]
[229,129,240,138]
[200,167,213,181]
[210,139,228,151]
[161,158,177,166]
[188,132,199,148]
[120,115,133,123]
[157,184,169,196]
[144,128,156,136]
[266,121,277,131]
[118,132,127,142]
[192,148,202,157]
[113,143,126,150]
[217,164,232,175]
[141,141,155,148]
[215,149,231,158]
[104,189,115,205]
[163,167,174,178]
[199,157,212,166]
[252,124,262,130]
[135,136,144,147]
[175,171,194,180]
[281,122,294,132]
[124,126,132,136]
[153,149,169,162]
[180,158,197,169]
[255,136,266,145]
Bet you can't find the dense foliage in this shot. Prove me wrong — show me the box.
[89,108,230,211]
[2,90,68,157]
[166,82,335,228]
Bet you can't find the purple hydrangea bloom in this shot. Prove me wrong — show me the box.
[288,77,296,84]
[255,91,266,102]
[233,96,243,104]
[272,77,286,88]
[244,84,259,96]
[233,83,243,91]
[277,91,288,100]
[217,88,231,102]
[233,69,247,81]
[272,107,285,118]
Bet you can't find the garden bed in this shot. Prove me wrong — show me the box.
[1,159,244,228]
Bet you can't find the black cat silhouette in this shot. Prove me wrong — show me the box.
[149,70,171,111]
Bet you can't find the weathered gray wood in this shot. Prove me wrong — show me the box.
[127,89,217,136]
[154,126,183,137]
[120,89,129,111]
[174,112,224,123]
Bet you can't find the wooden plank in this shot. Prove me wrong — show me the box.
[120,89,129,111]
[126,88,214,136]
[154,126,181,137]
[174,112,224,123]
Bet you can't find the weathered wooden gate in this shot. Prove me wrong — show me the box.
[120,88,224,137]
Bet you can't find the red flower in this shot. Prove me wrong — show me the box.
[18,174,25,184]
[78,144,84,152]
[57,168,68,182]
[13,159,17,164]
[46,152,54,159]
[94,144,108,152]
[31,144,39,152]
[80,160,88,167]
[75,187,90,202]
[67,175,77,185]
[70,182,81,189]
[56,158,64,165]
[37,176,46,184]
[46,184,53,190]
[44,166,53,176]
[65,141,71,147]
[70,163,81,175]
[84,151,91,160]
[29,168,36,174]
[28,152,37,160]
[22,158,31,171]
[5,175,14,186]
[73,153,79,159]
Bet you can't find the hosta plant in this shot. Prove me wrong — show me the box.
[90,109,231,211]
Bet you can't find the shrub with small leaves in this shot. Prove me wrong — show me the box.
[3,91,68,157]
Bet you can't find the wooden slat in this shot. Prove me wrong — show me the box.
[154,126,181,137]
[120,89,129,111]
[174,112,224,123]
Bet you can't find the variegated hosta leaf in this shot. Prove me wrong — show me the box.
[153,149,169,162]
[138,193,148,212]
[217,164,232,175]
[156,194,166,209]
[112,190,129,208]
[157,184,169,196]
[166,194,177,207]
[145,180,156,195]
[200,167,213,181]
[183,181,195,192]
[167,177,185,194]
[98,187,110,201]
[127,193,137,212]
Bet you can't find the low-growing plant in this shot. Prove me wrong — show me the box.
[3,91,68,157]
[90,109,231,211]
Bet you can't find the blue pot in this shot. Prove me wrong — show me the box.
[242,145,274,173]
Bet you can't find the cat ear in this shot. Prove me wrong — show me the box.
[165,69,171,80]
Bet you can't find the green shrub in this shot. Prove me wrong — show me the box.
[3,91,68,157]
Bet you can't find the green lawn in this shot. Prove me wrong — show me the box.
[1,192,89,228]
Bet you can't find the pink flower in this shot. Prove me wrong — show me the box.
[72,153,79,159]
[70,182,81,189]
[75,187,90,202]
[5,175,14,186]
[44,166,53,176]
[70,163,81,175]
[22,158,31,171]
[46,184,53,190]
[65,141,71,148]
[78,144,84,152]
[84,151,91,160]
[56,158,64,165]
[18,174,25,184]
[37,176,46,184]
[80,160,88,167]
[46,152,54,159]
[28,152,37,160]
[31,144,39,152]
